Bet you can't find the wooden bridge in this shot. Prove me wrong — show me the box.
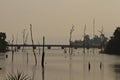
[7,44,83,49]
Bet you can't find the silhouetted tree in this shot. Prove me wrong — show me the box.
[0,32,8,52]
[104,27,120,54]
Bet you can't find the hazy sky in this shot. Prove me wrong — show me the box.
[0,0,120,44]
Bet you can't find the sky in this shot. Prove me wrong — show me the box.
[0,0,120,44]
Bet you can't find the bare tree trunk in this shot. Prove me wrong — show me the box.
[24,32,29,45]
[22,29,26,52]
[22,29,28,52]
[15,34,18,52]
[69,25,74,55]
[30,24,37,65]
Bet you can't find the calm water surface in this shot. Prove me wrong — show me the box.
[0,48,120,80]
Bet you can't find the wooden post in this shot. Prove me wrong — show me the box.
[100,62,102,70]
[88,62,91,71]
[27,52,28,64]
[41,36,45,67]
[11,35,14,63]
[12,48,14,62]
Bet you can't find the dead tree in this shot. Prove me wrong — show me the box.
[69,25,74,54]
[30,24,37,65]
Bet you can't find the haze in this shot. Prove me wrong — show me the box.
[0,0,120,44]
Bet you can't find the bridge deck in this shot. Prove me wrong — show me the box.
[7,44,82,48]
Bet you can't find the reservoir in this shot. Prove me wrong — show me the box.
[0,48,120,80]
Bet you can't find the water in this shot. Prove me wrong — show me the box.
[0,48,120,80]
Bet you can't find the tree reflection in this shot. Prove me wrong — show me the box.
[42,67,45,80]
[32,65,45,80]
[69,54,73,80]
[32,65,37,80]
[0,55,6,79]
[112,64,120,80]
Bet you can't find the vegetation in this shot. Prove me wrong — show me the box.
[6,71,31,80]
[0,32,8,52]
[104,27,120,54]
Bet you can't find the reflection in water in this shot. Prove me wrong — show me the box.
[99,53,104,80]
[0,54,6,79]
[83,53,86,80]
[82,51,105,80]
[112,64,120,80]
[2,49,120,80]
[32,65,37,80]
[100,62,102,70]
[42,67,45,80]
[31,65,45,80]
[27,52,28,64]
[88,62,91,71]
[69,54,72,80]
[100,61,104,80]
[11,63,14,74]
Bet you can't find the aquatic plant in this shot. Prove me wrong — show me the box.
[6,71,31,80]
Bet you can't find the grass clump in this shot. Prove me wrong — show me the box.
[6,71,31,80]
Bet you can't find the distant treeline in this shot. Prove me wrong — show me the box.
[104,27,120,54]
[0,32,8,52]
